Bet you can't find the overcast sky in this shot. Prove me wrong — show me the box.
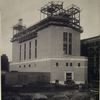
[0,0,100,61]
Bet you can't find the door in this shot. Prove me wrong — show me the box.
[66,73,72,81]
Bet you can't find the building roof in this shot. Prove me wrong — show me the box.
[81,35,100,44]
[11,2,83,43]
[11,16,83,43]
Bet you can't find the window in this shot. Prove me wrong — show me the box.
[56,62,59,66]
[35,40,37,58]
[24,65,26,68]
[63,32,68,54]
[66,63,68,66]
[29,64,30,67]
[55,80,59,84]
[29,41,31,59]
[19,45,21,61]
[69,33,72,55]
[69,33,72,42]
[63,44,67,54]
[63,32,67,41]
[70,63,72,66]
[35,39,37,47]
[24,43,26,60]
[78,63,81,67]
[19,65,21,68]
[69,44,72,55]
[35,48,37,58]
[66,73,72,81]
[63,32,72,55]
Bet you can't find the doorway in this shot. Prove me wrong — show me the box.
[66,73,72,81]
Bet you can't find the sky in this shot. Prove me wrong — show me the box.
[0,0,100,61]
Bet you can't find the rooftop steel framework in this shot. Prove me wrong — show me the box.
[11,1,83,43]
[40,1,81,30]
[13,19,26,35]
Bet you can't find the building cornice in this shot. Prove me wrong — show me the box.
[81,35,100,43]
[11,16,83,43]
[10,57,88,65]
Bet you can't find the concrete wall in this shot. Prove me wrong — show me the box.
[19,39,36,61]
[10,57,87,84]
[12,25,80,62]
[37,27,51,59]
[10,60,51,72]
[11,25,87,84]
[12,41,19,62]
[5,72,50,85]
[50,57,87,84]
[37,25,80,59]
[50,26,80,58]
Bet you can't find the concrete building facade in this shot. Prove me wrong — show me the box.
[81,35,100,86]
[10,2,88,84]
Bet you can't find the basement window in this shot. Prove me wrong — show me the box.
[29,64,31,67]
[19,65,21,68]
[66,63,68,66]
[78,63,80,67]
[55,80,59,84]
[70,63,72,66]
[24,65,26,68]
[56,62,59,67]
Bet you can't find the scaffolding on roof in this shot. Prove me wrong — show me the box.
[11,1,83,43]
[40,1,82,31]
[41,1,64,16]
[13,19,26,36]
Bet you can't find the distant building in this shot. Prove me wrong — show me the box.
[81,35,100,85]
[10,1,88,84]
[1,54,9,71]
[1,54,9,87]
[0,11,2,54]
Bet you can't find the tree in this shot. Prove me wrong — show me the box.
[1,54,9,71]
